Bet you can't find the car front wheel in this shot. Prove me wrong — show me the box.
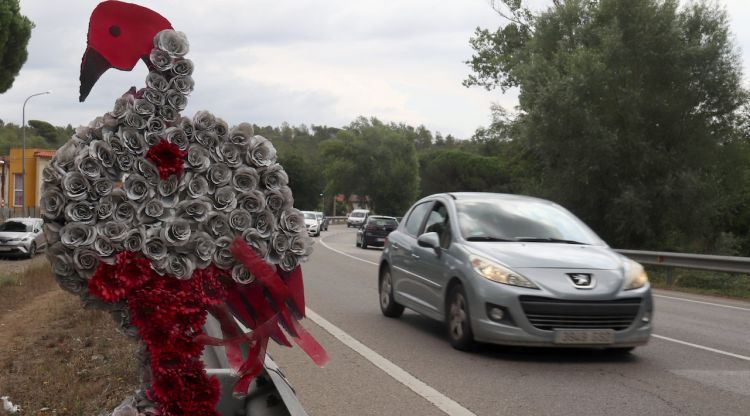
[379,268,404,318]
[447,284,475,350]
[28,242,36,258]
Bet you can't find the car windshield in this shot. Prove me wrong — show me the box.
[0,221,31,232]
[303,213,316,220]
[455,199,603,245]
[368,218,397,227]
[351,212,365,217]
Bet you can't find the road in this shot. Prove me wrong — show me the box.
[269,225,750,416]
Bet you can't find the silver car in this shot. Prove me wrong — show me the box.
[378,193,652,351]
[0,217,46,258]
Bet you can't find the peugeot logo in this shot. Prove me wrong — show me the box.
[567,273,594,288]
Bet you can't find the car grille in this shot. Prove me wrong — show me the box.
[519,296,641,331]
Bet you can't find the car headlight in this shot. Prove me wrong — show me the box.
[469,254,539,289]
[624,260,649,290]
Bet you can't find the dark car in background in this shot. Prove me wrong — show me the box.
[356,215,399,249]
[315,212,329,231]
[0,217,46,258]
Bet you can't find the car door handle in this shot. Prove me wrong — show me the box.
[411,253,420,259]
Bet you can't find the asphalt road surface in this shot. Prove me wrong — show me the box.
[269,225,750,416]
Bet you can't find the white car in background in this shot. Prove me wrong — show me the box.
[302,211,321,237]
[0,217,46,258]
[347,209,370,228]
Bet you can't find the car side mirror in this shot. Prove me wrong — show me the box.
[417,232,440,251]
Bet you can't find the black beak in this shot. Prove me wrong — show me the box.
[79,47,112,102]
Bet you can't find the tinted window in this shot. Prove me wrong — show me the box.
[367,217,398,227]
[352,212,365,218]
[455,199,602,245]
[303,212,316,220]
[404,202,431,236]
[0,221,31,232]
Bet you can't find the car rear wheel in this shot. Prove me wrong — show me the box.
[379,268,404,318]
[28,242,36,258]
[447,284,475,351]
[361,238,368,249]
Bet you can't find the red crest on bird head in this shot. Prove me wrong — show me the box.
[80,0,172,102]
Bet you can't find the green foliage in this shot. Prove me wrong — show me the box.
[0,0,34,93]
[466,0,749,251]
[0,122,52,155]
[419,149,511,196]
[321,117,420,216]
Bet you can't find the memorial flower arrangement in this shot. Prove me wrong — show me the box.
[41,1,327,414]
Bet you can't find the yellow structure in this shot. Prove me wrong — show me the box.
[6,148,54,208]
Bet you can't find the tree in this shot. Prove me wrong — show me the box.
[0,0,34,93]
[419,149,512,196]
[321,117,420,216]
[28,119,57,143]
[466,0,748,250]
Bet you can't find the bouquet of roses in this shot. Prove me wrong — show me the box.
[42,13,326,415]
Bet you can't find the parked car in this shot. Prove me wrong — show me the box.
[301,211,320,237]
[346,209,370,228]
[378,193,652,352]
[0,217,46,258]
[315,212,329,231]
[356,215,399,249]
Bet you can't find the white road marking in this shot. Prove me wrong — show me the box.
[319,233,379,266]
[321,228,750,364]
[305,308,477,416]
[652,335,750,362]
[654,294,750,312]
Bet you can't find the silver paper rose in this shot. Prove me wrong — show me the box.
[154,29,189,58]
[145,71,169,92]
[60,222,97,248]
[149,48,173,71]
[231,264,254,284]
[261,164,289,191]
[248,135,277,167]
[172,58,194,76]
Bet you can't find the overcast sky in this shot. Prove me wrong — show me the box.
[2,0,750,139]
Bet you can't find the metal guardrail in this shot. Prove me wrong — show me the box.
[202,315,308,416]
[615,249,750,286]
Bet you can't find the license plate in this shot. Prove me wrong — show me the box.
[554,329,614,345]
[376,238,385,242]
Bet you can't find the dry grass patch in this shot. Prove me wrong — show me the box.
[0,259,139,416]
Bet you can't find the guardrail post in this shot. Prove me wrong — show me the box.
[665,267,673,287]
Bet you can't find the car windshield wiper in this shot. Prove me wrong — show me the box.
[465,236,514,242]
[515,237,589,245]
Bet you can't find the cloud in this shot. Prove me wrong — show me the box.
[5,0,748,139]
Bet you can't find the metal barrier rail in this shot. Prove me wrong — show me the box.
[615,249,750,286]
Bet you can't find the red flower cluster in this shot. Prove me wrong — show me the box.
[145,139,188,179]
[89,252,228,415]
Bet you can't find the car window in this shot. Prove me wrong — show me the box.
[455,199,602,245]
[0,221,31,232]
[303,212,316,220]
[404,202,432,236]
[368,217,398,227]
[423,202,452,249]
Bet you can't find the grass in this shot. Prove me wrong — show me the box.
[646,266,750,299]
[0,258,139,415]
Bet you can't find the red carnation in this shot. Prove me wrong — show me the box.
[146,139,188,179]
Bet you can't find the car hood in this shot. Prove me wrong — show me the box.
[466,242,623,270]
[0,231,32,240]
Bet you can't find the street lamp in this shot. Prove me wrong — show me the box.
[319,193,324,212]
[22,90,51,209]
